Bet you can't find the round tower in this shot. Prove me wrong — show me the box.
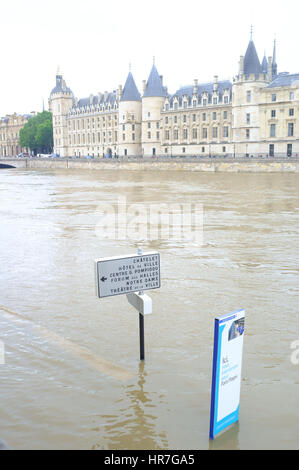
[142,63,166,157]
[49,69,73,157]
[118,71,142,157]
[232,35,269,157]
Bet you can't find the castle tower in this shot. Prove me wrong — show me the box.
[49,69,73,157]
[232,33,269,157]
[142,62,166,157]
[118,70,142,157]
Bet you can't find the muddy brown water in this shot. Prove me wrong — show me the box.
[0,168,298,450]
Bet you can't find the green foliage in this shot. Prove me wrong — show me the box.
[19,111,53,154]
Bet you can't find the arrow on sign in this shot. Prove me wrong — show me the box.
[101,277,108,283]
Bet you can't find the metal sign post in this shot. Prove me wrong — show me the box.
[95,248,160,361]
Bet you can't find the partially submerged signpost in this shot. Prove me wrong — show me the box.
[95,248,160,361]
[209,309,246,440]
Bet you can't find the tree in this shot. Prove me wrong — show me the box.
[19,111,53,154]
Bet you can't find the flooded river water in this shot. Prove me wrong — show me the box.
[0,168,298,450]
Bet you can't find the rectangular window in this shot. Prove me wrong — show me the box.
[272,94,277,102]
[156,122,160,129]
[223,126,229,138]
[246,113,250,125]
[212,127,218,139]
[183,115,187,123]
[132,133,135,141]
[287,143,293,156]
[165,130,170,140]
[192,128,197,139]
[213,112,217,120]
[271,110,276,118]
[202,113,206,121]
[270,124,276,137]
[203,99,207,106]
[192,100,197,107]
[122,134,125,141]
[183,129,188,140]
[288,123,294,137]
[213,98,217,105]
[148,122,151,129]
[289,108,294,116]
[202,128,207,139]
[269,144,275,156]
[224,96,229,104]
[223,111,228,120]
[246,129,250,139]
[192,114,196,122]
[174,130,178,140]
[165,117,168,124]
[148,131,151,139]
[247,91,251,103]
[174,116,177,124]
[156,132,160,139]
[183,101,187,109]
[202,147,205,153]
[290,92,294,100]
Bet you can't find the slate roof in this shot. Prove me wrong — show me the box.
[243,39,261,75]
[261,54,268,74]
[50,75,73,95]
[267,73,299,88]
[143,64,167,97]
[120,72,141,101]
[76,91,117,108]
[168,80,232,106]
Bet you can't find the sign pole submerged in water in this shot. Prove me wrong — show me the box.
[95,248,160,361]
[209,309,246,440]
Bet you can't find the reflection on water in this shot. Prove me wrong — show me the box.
[0,168,298,450]
[93,363,168,450]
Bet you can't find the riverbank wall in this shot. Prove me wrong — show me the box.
[2,158,299,173]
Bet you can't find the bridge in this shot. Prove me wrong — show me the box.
[0,159,27,169]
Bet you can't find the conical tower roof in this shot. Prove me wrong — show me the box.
[244,39,261,75]
[143,64,166,98]
[120,72,141,101]
[261,53,268,73]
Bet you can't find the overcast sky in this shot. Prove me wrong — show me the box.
[1,0,299,115]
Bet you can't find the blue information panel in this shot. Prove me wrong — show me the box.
[210,309,245,440]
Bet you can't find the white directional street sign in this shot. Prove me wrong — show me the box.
[95,252,160,299]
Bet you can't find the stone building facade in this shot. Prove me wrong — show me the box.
[49,35,299,159]
[0,113,35,157]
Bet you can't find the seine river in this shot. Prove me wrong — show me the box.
[0,168,298,450]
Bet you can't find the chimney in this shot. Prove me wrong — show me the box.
[104,91,108,101]
[194,79,198,94]
[142,80,147,93]
[239,56,244,75]
[89,94,93,105]
[213,75,219,91]
[98,92,102,103]
[118,85,122,100]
